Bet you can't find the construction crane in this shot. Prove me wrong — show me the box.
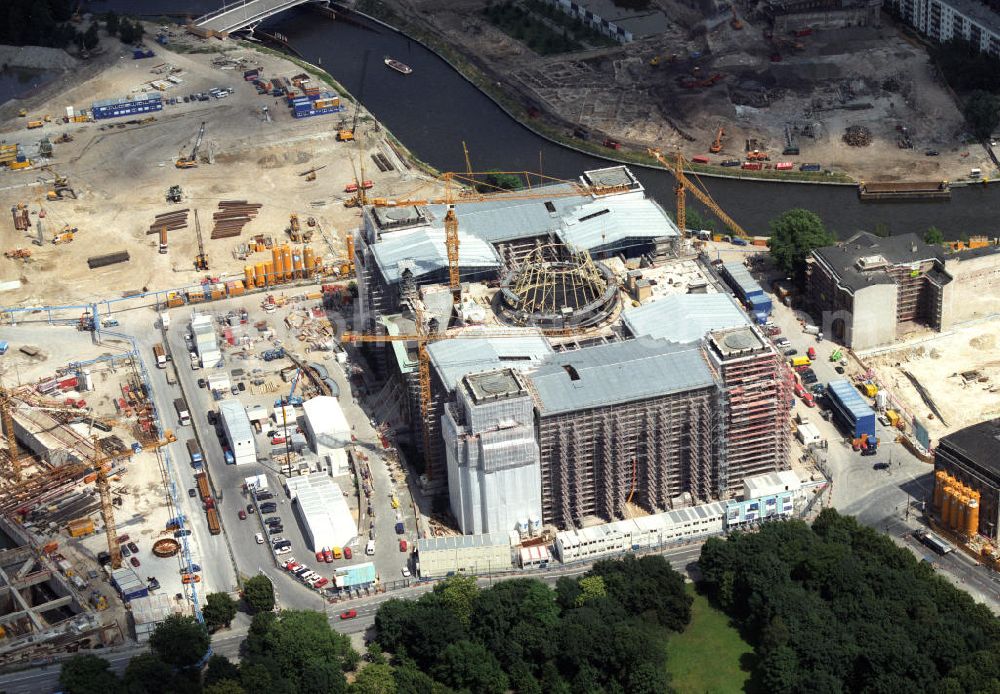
[279,369,301,472]
[1,386,22,483]
[341,306,583,477]
[93,436,121,570]
[175,121,206,169]
[709,126,725,153]
[647,149,748,240]
[338,50,369,142]
[370,171,634,302]
[193,209,208,270]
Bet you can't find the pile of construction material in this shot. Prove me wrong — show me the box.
[147,209,188,235]
[88,251,130,269]
[211,200,262,239]
[843,125,872,147]
[11,203,30,231]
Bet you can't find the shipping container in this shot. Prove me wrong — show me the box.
[826,379,876,440]
[91,93,162,120]
[292,105,345,119]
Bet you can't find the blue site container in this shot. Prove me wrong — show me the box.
[826,379,876,439]
[91,93,163,120]
[292,105,344,118]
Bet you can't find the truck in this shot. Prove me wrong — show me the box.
[195,471,210,501]
[153,343,167,368]
[790,356,812,368]
[206,507,221,535]
[165,367,177,386]
[262,347,285,362]
[186,439,204,468]
[803,324,821,336]
[174,397,190,426]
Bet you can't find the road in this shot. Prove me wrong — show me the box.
[0,543,703,693]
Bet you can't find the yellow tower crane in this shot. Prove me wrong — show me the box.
[370,171,633,303]
[648,149,749,240]
[92,436,121,570]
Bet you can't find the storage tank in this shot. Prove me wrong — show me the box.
[950,491,965,530]
[933,471,947,508]
[967,492,980,536]
[292,251,303,278]
[942,488,955,529]
[264,261,275,286]
[271,247,282,280]
[245,266,255,288]
[253,263,265,287]
[303,246,314,275]
[282,245,292,280]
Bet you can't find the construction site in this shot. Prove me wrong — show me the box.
[0,28,409,309]
[387,0,991,180]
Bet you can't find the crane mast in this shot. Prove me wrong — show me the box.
[648,149,749,240]
[93,436,121,570]
[0,388,21,483]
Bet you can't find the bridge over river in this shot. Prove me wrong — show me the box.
[192,0,325,35]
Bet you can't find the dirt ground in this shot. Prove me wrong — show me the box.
[866,317,1000,439]
[0,30,434,308]
[393,0,991,181]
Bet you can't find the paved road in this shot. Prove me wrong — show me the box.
[0,543,703,693]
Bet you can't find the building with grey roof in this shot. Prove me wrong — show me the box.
[805,232,1000,350]
[886,0,1000,56]
[935,418,1000,541]
[622,293,748,343]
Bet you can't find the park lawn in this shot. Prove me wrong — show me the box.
[666,585,754,693]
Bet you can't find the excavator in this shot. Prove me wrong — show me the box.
[175,121,206,169]
[709,126,725,153]
[44,167,76,200]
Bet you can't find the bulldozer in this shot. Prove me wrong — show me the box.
[51,226,76,244]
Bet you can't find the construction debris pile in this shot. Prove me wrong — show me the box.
[843,125,872,147]
[211,200,262,239]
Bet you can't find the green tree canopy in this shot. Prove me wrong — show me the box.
[204,680,247,694]
[205,654,242,686]
[204,592,239,631]
[575,574,606,606]
[122,653,173,694]
[767,208,835,278]
[59,654,120,694]
[432,575,480,627]
[243,574,275,613]
[349,662,397,694]
[103,10,120,36]
[587,554,692,631]
[149,614,210,668]
[964,90,1000,139]
[924,226,945,245]
[432,641,508,694]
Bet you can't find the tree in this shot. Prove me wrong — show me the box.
[59,654,120,694]
[104,10,120,36]
[244,609,355,692]
[149,614,210,668]
[476,171,522,192]
[205,654,242,686]
[391,659,437,694]
[433,641,509,694]
[81,22,99,50]
[964,90,1000,140]
[433,575,480,626]
[244,574,275,613]
[350,663,397,694]
[122,653,173,694]
[204,592,239,631]
[767,208,835,279]
[205,681,247,694]
[924,227,945,245]
[574,575,606,606]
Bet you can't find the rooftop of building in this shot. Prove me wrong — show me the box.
[529,335,716,416]
[462,368,529,405]
[707,325,769,359]
[622,293,749,344]
[427,333,553,391]
[568,0,673,36]
[938,418,1000,478]
[743,470,802,499]
[812,232,947,292]
[218,400,253,440]
[721,262,765,296]
[416,532,510,552]
[371,227,502,284]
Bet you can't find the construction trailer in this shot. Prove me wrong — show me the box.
[91,93,162,120]
[826,379,877,440]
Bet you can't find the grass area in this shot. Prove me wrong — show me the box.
[666,585,754,694]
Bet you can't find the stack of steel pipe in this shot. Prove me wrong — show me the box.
[147,209,189,235]
[211,200,262,239]
[88,250,130,269]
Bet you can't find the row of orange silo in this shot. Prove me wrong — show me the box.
[934,470,980,537]
[243,244,319,288]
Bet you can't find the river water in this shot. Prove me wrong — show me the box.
[13,1,1000,237]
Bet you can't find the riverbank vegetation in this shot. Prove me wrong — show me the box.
[483,1,582,55]
[698,509,1000,693]
[1,0,80,49]
[767,208,835,279]
[374,555,691,692]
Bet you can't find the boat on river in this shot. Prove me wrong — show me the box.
[384,57,412,75]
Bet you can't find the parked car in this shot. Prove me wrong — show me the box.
[401,567,411,577]
[269,525,284,534]
[246,504,255,514]
[873,462,890,470]
[801,372,819,385]
[343,546,352,560]
[775,338,790,347]
[340,610,358,620]
[207,411,217,425]
[265,516,281,526]
[323,547,333,563]
[130,556,141,568]
[238,510,247,520]
[260,502,277,513]
[783,348,798,356]
[399,539,408,552]
[256,491,274,501]
[197,378,207,389]
[835,365,846,374]
[120,545,131,557]
[315,550,325,562]
[314,578,329,589]
[188,488,196,498]
[224,450,235,465]
[128,542,139,554]
[255,533,265,544]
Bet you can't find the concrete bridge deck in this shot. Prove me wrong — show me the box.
[193,0,324,35]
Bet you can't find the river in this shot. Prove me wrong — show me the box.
[15,1,1000,237]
